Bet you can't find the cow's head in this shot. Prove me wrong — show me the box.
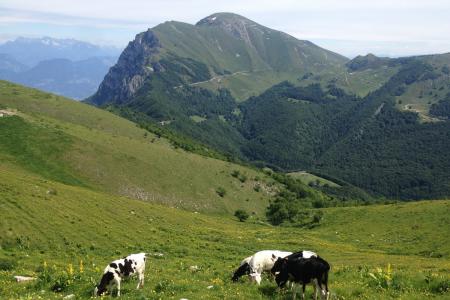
[95,271,114,296]
[248,272,262,284]
[232,262,250,282]
[273,258,289,288]
[271,256,285,275]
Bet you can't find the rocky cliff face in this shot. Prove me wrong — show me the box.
[88,29,161,105]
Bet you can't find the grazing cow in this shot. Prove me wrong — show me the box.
[94,253,147,297]
[270,250,317,275]
[273,256,330,300]
[248,250,292,284]
[232,256,252,282]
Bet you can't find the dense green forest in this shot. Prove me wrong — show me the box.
[430,93,450,119]
[238,82,359,169]
[317,59,450,199]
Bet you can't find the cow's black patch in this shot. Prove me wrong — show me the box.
[118,259,134,276]
[110,263,117,269]
[96,271,114,295]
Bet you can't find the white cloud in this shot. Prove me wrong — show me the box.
[0,8,152,29]
[0,0,449,56]
[2,0,450,20]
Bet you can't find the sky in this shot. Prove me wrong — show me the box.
[1,0,450,58]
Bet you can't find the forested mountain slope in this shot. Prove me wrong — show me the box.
[86,13,450,200]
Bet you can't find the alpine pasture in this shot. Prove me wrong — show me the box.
[0,81,449,299]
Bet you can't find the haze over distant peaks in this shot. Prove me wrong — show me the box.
[0,36,121,99]
[0,36,121,67]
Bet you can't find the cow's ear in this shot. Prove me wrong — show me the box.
[271,254,277,261]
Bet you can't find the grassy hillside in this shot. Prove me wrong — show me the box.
[0,165,449,299]
[0,80,276,215]
[288,171,340,188]
[394,53,450,121]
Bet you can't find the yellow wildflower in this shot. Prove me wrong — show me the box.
[386,263,392,281]
[79,260,84,273]
[67,263,74,276]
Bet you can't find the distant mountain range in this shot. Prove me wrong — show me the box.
[0,37,121,99]
[0,53,28,74]
[0,37,120,66]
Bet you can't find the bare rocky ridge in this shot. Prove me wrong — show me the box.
[90,30,162,105]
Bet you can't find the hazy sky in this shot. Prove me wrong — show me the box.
[1,0,450,57]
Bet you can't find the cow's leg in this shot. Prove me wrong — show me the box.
[322,272,330,300]
[316,280,324,300]
[324,281,329,300]
[313,279,318,300]
[291,283,297,300]
[325,280,330,300]
[301,283,306,300]
[137,272,144,289]
[116,277,121,297]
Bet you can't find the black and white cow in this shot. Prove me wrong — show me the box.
[270,250,317,276]
[272,255,330,300]
[232,256,252,282]
[248,250,293,284]
[94,253,147,297]
[240,250,316,285]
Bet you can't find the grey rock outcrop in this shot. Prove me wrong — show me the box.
[88,29,161,105]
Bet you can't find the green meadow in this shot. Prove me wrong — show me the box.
[287,172,340,188]
[0,166,449,299]
[0,81,449,299]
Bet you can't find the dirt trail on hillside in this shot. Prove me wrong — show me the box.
[173,70,250,89]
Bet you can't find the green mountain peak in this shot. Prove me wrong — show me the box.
[196,12,256,26]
